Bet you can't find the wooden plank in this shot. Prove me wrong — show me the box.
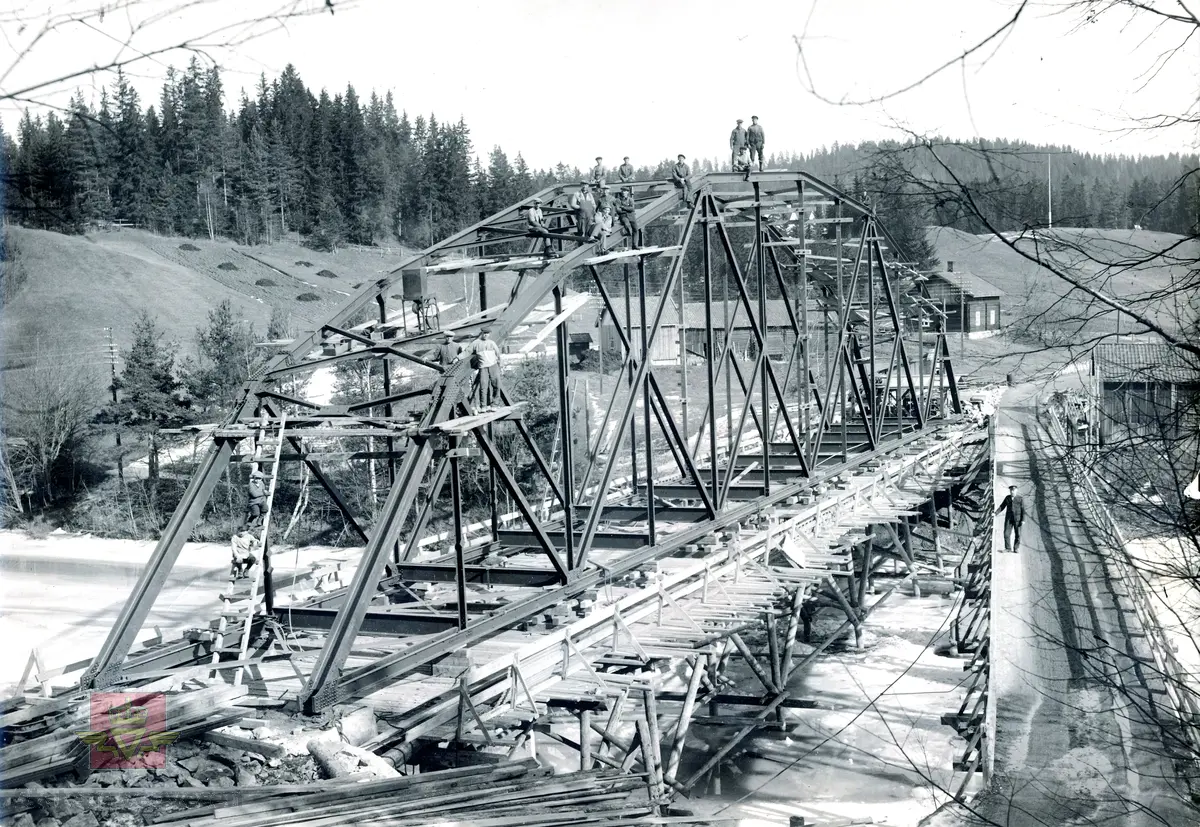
[582,245,681,266]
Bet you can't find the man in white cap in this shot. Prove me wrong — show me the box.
[438,329,462,366]
[729,119,748,168]
[671,154,692,208]
[243,464,266,529]
[525,196,555,257]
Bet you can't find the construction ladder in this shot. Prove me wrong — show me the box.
[211,411,287,687]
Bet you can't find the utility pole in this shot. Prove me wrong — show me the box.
[105,327,124,486]
[105,328,121,448]
[1047,154,1053,229]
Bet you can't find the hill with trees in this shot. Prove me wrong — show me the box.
[3,62,1195,255]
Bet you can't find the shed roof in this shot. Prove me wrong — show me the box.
[1095,342,1200,385]
[925,270,1003,299]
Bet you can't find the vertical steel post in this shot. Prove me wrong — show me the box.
[637,255,657,545]
[702,197,720,506]
[450,435,468,630]
[723,224,733,456]
[554,286,577,571]
[867,231,876,441]
[624,263,640,491]
[678,243,689,437]
[479,272,499,541]
[753,182,770,493]
[799,183,811,439]
[836,199,848,458]
[376,295,399,564]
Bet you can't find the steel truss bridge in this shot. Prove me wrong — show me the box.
[68,170,995,793]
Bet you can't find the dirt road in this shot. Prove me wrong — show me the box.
[957,381,1195,825]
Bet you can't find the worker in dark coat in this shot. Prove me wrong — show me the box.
[747,115,765,171]
[615,188,640,248]
[617,157,635,184]
[671,155,692,208]
[996,484,1026,552]
[570,182,597,239]
[729,119,748,168]
[243,465,266,529]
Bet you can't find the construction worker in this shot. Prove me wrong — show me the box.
[615,188,640,248]
[438,330,462,366]
[525,197,556,258]
[244,465,266,529]
[733,145,752,179]
[230,528,259,579]
[594,181,613,214]
[590,157,607,187]
[671,155,692,208]
[570,182,597,240]
[747,115,765,171]
[588,206,615,253]
[729,119,748,168]
[617,156,635,184]
[995,484,1026,552]
[471,330,502,410]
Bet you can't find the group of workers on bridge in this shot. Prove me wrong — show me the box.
[525,116,768,256]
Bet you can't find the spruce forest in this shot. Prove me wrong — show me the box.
[3,61,1196,252]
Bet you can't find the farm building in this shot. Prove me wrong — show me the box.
[920,261,1002,337]
[1091,341,1200,445]
[597,296,808,365]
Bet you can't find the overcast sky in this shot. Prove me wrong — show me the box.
[3,0,1195,169]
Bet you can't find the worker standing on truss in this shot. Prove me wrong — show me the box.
[729,118,748,168]
[747,115,766,171]
[617,156,635,184]
[615,188,640,249]
[438,330,462,366]
[671,155,692,208]
[570,182,596,240]
[471,330,502,411]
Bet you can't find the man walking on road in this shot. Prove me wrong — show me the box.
[996,484,1025,551]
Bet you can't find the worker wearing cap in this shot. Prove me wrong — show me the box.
[594,181,613,214]
[230,529,259,579]
[671,154,692,208]
[615,187,640,249]
[729,119,748,168]
[588,206,615,254]
[569,182,596,240]
[590,156,607,187]
[438,330,462,366]
[525,197,555,257]
[617,156,635,184]
[243,465,266,529]
[747,115,765,171]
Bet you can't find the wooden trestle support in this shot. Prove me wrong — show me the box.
[11,170,994,800]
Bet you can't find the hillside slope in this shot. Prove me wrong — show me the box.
[928,226,1195,338]
[2,227,415,369]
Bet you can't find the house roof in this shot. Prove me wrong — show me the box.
[1095,342,1200,385]
[925,270,1003,299]
[597,296,799,330]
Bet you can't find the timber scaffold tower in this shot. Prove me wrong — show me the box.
[77,170,991,796]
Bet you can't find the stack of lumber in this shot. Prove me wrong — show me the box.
[0,686,248,787]
[150,760,680,826]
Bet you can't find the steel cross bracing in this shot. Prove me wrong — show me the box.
[80,170,965,713]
